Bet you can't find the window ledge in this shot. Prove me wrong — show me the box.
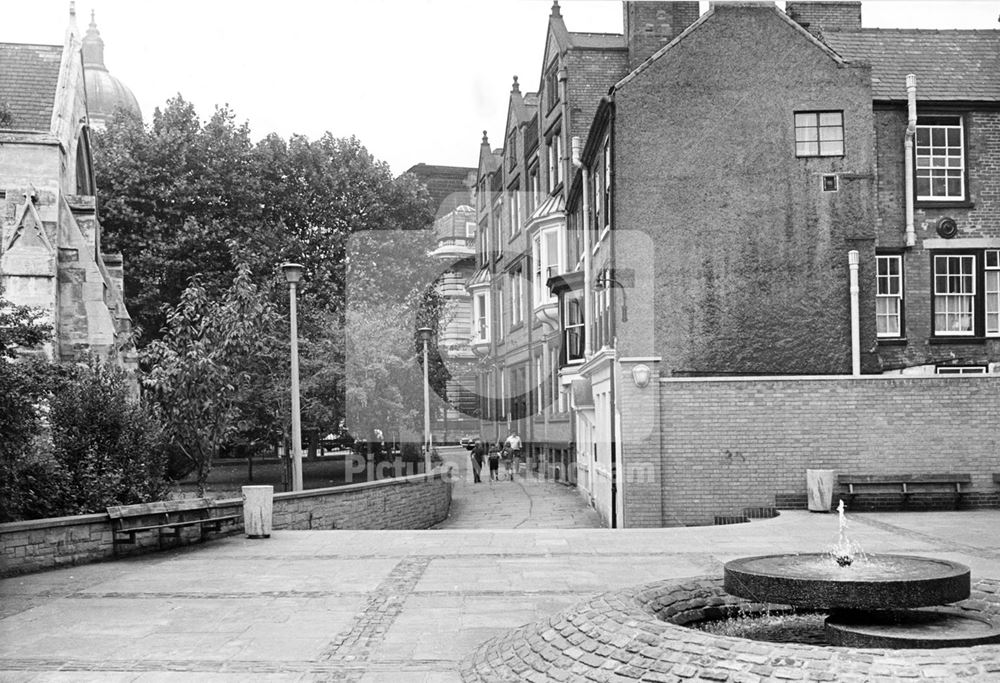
[877,337,908,346]
[929,336,986,345]
[917,200,975,209]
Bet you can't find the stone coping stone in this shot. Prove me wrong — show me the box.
[460,576,1000,682]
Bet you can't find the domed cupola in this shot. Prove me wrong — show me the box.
[82,11,141,129]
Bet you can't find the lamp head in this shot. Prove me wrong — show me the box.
[281,262,304,284]
[417,327,434,342]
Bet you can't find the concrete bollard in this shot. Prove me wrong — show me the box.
[806,469,835,512]
[242,485,273,538]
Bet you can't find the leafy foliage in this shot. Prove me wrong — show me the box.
[92,97,440,440]
[143,263,282,493]
[1,291,169,521]
[48,363,169,513]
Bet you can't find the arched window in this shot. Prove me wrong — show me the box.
[75,127,95,195]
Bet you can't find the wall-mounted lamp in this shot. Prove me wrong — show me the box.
[594,273,629,322]
[631,364,651,388]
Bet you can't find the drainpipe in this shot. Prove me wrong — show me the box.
[848,250,861,375]
[904,74,917,248]
[572,136,593,357]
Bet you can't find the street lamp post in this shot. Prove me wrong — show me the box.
[417,327,433,474]
[282,262,304,492]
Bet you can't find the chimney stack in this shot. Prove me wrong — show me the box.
[785,2,862,33]
[623,1,700,71]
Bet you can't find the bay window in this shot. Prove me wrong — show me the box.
[532,226,562,307]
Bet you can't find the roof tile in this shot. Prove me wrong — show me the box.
[821,29,1000,102]
[0,43,62,131]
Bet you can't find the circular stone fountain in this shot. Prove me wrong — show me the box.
[724,552,1000,648]
[724,553,971,609]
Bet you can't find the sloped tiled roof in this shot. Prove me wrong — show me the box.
[569,32,625,50]
[822,29,1000,102]
[0,43,61,132]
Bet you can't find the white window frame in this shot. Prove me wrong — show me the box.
[534,354,543,416]
[511,267,523,326]
[465,221,476,238]
[473,292,490,343]
[564,294,585,363]
[497,280,505,342]
[547,129,563,193]
[876,255,903,338]
[509,185,520,237]
[794,111,844,157]
[933,254,976,336]
[532,226,563,307]
[986,249,999,336]
[916,116,965,201]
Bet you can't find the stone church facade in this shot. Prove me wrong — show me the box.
[0,8,138,366]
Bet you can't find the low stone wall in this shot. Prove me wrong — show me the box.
[0,469,451,577]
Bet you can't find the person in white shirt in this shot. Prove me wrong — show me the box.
[504,432,523,477]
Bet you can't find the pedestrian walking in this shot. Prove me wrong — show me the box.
[470,439,484,483]
[501,445,514,480]
[504,431,523,478]
[487,444,501,481]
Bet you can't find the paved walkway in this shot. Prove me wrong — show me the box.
[2,509,999,681]
[433,446,604,529]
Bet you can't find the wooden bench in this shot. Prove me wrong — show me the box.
[107,499,240,555]
[837,473,971,509]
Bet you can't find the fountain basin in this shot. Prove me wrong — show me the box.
[826,607,1000,648]
[724,553,970,609]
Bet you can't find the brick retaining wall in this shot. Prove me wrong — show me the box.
[655,375,1000,526]
[0,469,452,577]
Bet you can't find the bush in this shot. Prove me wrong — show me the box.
[48,362,169,514]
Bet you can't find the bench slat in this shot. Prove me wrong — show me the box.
[838,473,971,485]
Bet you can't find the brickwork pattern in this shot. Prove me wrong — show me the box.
[461,576,1000,682]
[0,472,451,577]
[874,109,1000,370]
[658,376,1000,526]
[784,2,862,32]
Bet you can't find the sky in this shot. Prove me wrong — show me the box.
[3,1,998,175]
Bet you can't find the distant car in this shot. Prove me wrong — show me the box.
[459,435,476,450]
[321,432,354,452]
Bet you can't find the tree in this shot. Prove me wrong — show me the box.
[143,263,282,493]
[92,95,441,442]
[92,97,262,344]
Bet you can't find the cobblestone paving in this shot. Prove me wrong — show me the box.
[321,556,433,663]
[461,577,1000,682]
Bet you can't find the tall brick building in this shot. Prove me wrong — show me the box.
[0,7,135,367]
[467,1,999,526]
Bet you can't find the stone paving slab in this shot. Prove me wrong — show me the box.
[2,451,1000,683]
